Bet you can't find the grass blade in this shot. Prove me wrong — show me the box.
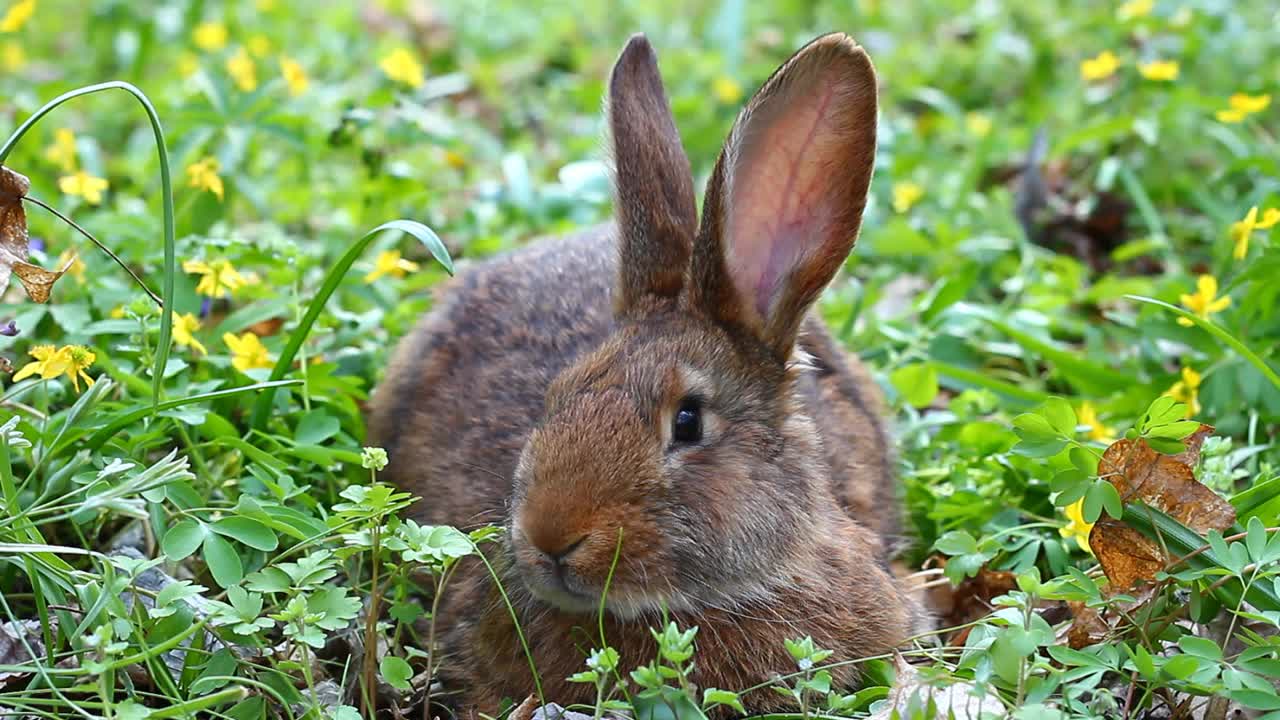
[1125,294,1280,392]
[248,220,452,432]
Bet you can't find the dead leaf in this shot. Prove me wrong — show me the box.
[1088,429,1232,590]
[869,653,1005,720]
[12,254,75,304]
[246,316,285,337]
[1065,601,1110,649]
[1097,430,1234,534]
[1090,519,1166,591]
[0,619,49,686]
[0,166,32,298]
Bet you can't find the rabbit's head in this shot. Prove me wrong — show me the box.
[509,33,879,617]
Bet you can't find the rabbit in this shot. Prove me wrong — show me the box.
[368,31,925,716]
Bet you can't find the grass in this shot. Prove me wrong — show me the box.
[0,0,1278,718]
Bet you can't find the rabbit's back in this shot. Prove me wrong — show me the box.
[369,225,898,542]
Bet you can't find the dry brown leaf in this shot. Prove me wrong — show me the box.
[13,254,75,304]
[1090,519,1165,590]
[869,653,1005,720]
[1065,601,1110,649]
[0,166,32,298]
[1097,429,1234,534]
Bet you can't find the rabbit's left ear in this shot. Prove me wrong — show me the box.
[608,33,698,318]
[690,33,878,359]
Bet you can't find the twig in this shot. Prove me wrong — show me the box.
[22,195,163,306]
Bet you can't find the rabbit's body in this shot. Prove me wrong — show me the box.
[370,32,920,715]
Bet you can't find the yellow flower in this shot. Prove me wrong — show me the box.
[56,249,85,284]
[1177,275,1230,327]
[0,0,34,33]
[443,149,467,170]
[1230,206,1280,260]
[248,34,271,58]
[965,112,992,138]
[45,128,77,173]
[1078,402,1116,443]
[1138,60,1179,81]
[1164,366,1201,417]
[183,258,251,298]
[109,305,126,319]
[712,76,742,104]
[1216,93,1271,123]
[1116,0,1153,21]
[1229,93,1271,113]
[280,56,308,97]
[364,250,420,283]
[891,181,924,214]
[223,332,273,371]
[58,171,108,205]
[172,312,207,355]
[186,157,224,200]
[379,48,424,88]
[12,344,95,392]
[226,47,258,92]
[1080,51,1120,81]
[192,21,227,51]
[178,51,200,78]
[1216,108,1247,124]
[1,41,24,71]
[1060,499,1094,554]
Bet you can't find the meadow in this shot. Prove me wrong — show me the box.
[0,0,1278,718]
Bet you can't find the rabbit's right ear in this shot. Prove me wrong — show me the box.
[607,34,698,317]
[689,34,878,360]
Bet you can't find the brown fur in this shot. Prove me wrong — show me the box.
[369,32,920,716]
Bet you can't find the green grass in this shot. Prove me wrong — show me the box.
[1,0,1279,718]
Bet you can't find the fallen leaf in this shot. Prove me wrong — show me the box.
[1088,429,1233,590]
[13,253,75,303]
[0,619,49,686]
[0,166,32,298]
[1090,519,1166,591]
[1065,601,1110,649]
[1097,430,1234,534]
[869,653,1006,720]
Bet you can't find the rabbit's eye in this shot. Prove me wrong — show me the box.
[672,396,702,443]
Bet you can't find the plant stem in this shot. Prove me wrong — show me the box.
[363,523,382,719]
[21,195,162,305]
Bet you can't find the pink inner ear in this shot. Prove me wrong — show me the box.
[724,80,840,321]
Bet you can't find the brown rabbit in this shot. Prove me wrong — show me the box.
[369,32,922,715]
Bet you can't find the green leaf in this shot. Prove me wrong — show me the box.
[295,411,341,445]
[308,587,361,631]
[890,364,939,408]
[161,520,206,561]
[211,517,279,551]
[203,532,244,588]
[380,656,413,691]
[1042,397,1077,436]
[1146,420,1202,440]
[1012,413,1069,457]
[934,530,979,556]
[702,689,745,714]
[1177,635,1223,661]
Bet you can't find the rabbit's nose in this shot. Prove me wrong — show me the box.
[532,533,587,568]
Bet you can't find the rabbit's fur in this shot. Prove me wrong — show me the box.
[369,32,922,714]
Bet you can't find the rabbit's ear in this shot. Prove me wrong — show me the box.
[607,33,698,316]
[690,33,878,359]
